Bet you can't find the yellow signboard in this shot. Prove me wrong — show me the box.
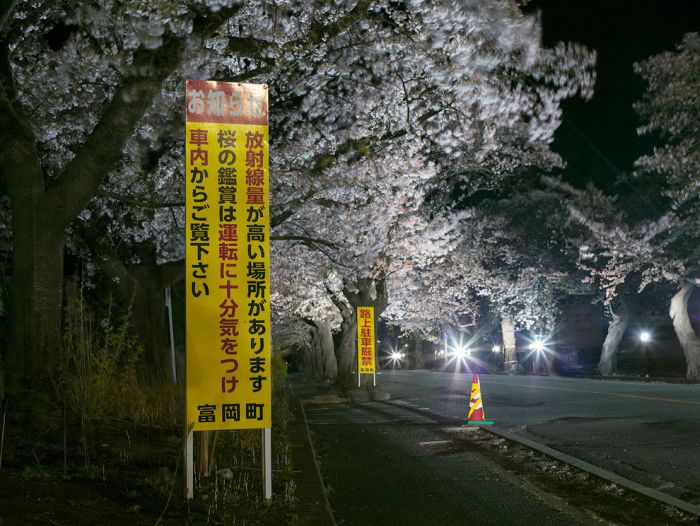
[357,306,375,374]
[185,81,270,431]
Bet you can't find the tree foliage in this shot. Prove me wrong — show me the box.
[0,0,596,387]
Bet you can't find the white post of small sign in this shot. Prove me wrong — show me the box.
[185,430,194,500]
[262,427,272,500]
[165,286,177,383]
[373,370,376,387]
[357,369,361,387]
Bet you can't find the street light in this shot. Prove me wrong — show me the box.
[639,331,651,343]
[453,345,470,359]
[492,345,501,353]
[388,348,405,367]
[529,339,546,353]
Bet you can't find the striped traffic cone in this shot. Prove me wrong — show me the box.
[466,374,493,425]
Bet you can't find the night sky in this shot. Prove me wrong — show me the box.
[530,0,700,192]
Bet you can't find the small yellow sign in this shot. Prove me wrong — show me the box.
[185,81,270,431]
[357,306,375,374]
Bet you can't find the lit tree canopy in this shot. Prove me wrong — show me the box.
[634,32,700,234]
[543,33,700,377]
[0,0,595,387]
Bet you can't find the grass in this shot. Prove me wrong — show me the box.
[0,297,298,525]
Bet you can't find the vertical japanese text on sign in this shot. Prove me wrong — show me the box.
[186,81,270,431]
[357,306,375,375]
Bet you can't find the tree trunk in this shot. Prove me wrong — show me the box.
[130,276,170,384]
[336,320,358,385]
[501,316,517,374]
[304,320,338,382]
[92,243,183,385]
[669,283,700,379]
[6,207,65,389]
[300,344,313,377]
[598,310,629,376]
[409,336,425,369]
[306,324,322,378]
[313,320,337,381]
[329,275,388,386]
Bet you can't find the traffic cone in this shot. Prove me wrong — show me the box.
[465,374,493,425]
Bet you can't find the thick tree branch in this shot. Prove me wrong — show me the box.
[0,0,18,38]
[97,189,183,209]
[46,38,186,225]
[46,6,242,227]
[270,234,338,249]
[341,278,362,307]
[226,36,276,59]
[303,0,373,48]
[0,43,45,212]
[326,282,352,318]
[271,209,295,228]
[225,0,372,62]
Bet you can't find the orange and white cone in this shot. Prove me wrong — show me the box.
[466,373,493,425]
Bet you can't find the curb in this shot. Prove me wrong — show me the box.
[297,396,337,526]
[425,369,700,384]
[572,375,700,385]
[482,425,700,517]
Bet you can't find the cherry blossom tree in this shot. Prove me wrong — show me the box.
[633,33,700,378]
[0,0,595,391]
[1,1,222,386]
[459,187,593,372]
[271,243,341,381]
[0,0,388,388]
[268,1,595,383]
[546,169,698,376]
[543,33,700,378]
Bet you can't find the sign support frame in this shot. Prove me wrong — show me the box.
[165,286,177,383]
[262,427,272,500]
[185,429,194,500]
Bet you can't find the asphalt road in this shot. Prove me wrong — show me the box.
[298,385,589,525]
[376,370,700,505]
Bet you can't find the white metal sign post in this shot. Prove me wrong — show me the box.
[185,428,194,499]
[263,427,272,499]
[165,286,177,383]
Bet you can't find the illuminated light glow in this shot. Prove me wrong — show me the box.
[454,346,470,359]
[443,333,488,372]
[391,351,402,361]
[639,331,651,343]
[530,340,545,352]
[492,345,501,353]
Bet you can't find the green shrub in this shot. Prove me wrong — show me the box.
[60,298,144,422]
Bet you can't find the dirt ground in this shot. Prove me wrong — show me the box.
[0,417,296,525]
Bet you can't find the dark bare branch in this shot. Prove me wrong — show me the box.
[97,189,183,209]
[270,234,338,249]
